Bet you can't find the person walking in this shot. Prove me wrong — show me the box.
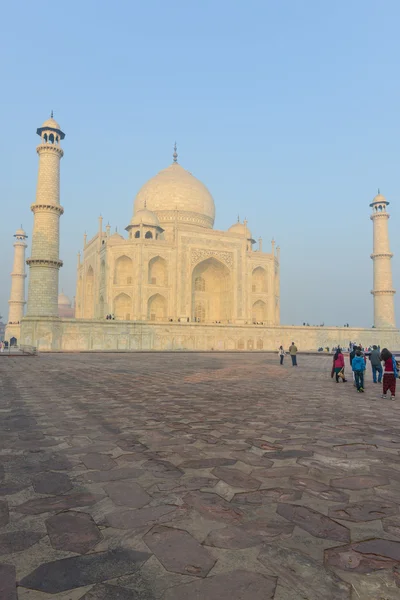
[380,348,397,400]
[369,345,382,384]
[333,348,347,382]
[278,345,285,365]
[289,342,298,366]
[352,349,366,392]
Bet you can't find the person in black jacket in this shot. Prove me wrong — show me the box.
[349,345,358,386]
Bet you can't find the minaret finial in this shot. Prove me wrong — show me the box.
[51,110,53,118]
[378,188,380,194]
[173,142,178,163]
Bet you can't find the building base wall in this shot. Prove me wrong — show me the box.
[20,317,400,352]
[4,324,21,344]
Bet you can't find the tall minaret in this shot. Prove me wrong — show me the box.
[5,227,28,343]
[370,191,396,328]
[26,114,65,317]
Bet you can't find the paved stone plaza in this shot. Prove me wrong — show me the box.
[1,352,400,599]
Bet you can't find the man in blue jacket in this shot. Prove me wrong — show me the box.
[352,350,366,393]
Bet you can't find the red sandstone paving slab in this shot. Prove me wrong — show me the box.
[46,511,102,553]
[183,491,243,523]
[211,466,261,490]
[383,516,400,537]
[274,437,317,445]
[32,471,72,494]
[163,569,277,600]
[228,451,274,467]
[141,459,183,478]
[258,544,351,600]
[324,540,400,573]
[15,492,102,515]
[80,467,144,483]
[0,531,44,554]
[232,488,302,504]
[143,525,215,577]
[205,521,294,548]
[290,477,349,502]
[82,453,117,471]
[19,549,151,593]
[330,475,390,489]
[105,505,181,530]
[80,584,140,599]
[277,503,350,542]
[147,477,217,493]
[245,439,283,451]
[0,563,17,600]
[261,449,314,459]
[0,499,9,525]
[251,466,308,478]
[329,501,398,522]
[178,458,237,469]
[104,481,151,508]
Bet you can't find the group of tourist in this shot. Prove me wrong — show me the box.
[333,345,398,399]
[278,342,298,366]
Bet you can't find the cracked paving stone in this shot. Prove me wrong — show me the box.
[264,449,314,459]
[46,511,102,553]
[0,499,9,525]
[184,491,243,523]
[277,503,350,542]
[15,492,101,515]
[383,515,400,537]
[245,439,283,451]
[144,525,215,577]
[32,471,72,494]
[149,476,217,493]
[205,521,294,548]
[328,500,398,522]
[163,569,277,600]
[251,466,308,478]
[80,467,143,483]
[80,584,140,599]
[258,544,351,599]
[212,466,261,490]
[232,488,302,504]
[82,453,117,471]
[19,548,151,593]
[0,531,44,554]
[0,563,17,600]
[330,475,390,489]
[178,457,236,469]
[104,481,150,508]
[105,505,181,530]
[290,477,349,502]
[324,539,400,573]
[141,459,183,478]
[229,451,274,467]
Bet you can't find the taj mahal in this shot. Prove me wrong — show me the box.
[4,116,400,351]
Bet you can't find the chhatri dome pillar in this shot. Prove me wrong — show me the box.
[5,227,28,343]
[370,191,396,328]
[26,113,65,317]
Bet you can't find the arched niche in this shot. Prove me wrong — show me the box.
[84,266,94,318]
[147,293,167,321]
[191,257,232,322]
[99,295,104,317]
[252,266,268,293]
[114,293,131,320]
[114,255,133,285]
[252,299,267,323]
[148,256,167,286]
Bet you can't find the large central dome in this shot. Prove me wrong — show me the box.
[133,162,215,229]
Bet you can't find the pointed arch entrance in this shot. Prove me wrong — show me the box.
[114,293,131,320]
[148,293,167,321]
[191,257,232,322]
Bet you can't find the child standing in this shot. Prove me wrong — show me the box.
[278,346,285,365]
[352,350,366,392]
[380,348,397,400]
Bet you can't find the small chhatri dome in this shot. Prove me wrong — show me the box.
[133,158,216,229]
[14,227,27,237]
[130,207,160,227]
[370,190,389,207]
[58,291,71,307]
[228,220,253,239]
[37,113,65,139]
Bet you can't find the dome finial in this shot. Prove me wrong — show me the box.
[144,199,147,208]
[173,142,178,164]
[378,188,380,194]
[237,215,240,223]
[51,110,53,118]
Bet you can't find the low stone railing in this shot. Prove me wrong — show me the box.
[19,345,37,355]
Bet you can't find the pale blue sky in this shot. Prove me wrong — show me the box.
[1,0,399,327]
